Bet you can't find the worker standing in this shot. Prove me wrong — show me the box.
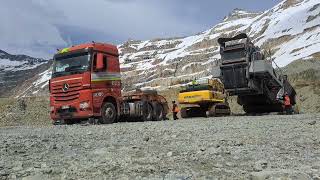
[172,101,179,120]
[283,92,292,115]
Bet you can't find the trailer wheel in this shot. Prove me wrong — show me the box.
[153,103,164,121]
[142,102,153,121]
[100,102,117,124]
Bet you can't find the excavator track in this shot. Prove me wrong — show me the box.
[180,107,206,118]
[206,103,231,117]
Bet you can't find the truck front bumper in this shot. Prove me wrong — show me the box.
[50,91,93,121]
[50,104,93,121]
[51,107,93,121]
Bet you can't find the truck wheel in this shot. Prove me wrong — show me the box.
[100,102,117,124]
[142,102,153,121]
[153,103,164,121]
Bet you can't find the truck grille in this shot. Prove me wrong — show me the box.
[52,82,82,102]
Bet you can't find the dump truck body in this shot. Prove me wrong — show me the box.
[216,33,296,113]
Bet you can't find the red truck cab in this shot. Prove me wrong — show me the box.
[50,43,121,124]
[50,42,169,124]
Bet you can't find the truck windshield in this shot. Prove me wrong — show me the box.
[52,52,90,78]
[221,48,246,61]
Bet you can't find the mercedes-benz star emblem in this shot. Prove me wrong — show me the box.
[62,83,69,92]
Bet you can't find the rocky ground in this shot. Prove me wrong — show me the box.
[0,113,320,179]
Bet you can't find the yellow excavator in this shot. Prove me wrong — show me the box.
[178,78,230,118]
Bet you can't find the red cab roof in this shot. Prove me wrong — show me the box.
[59,42,119,56]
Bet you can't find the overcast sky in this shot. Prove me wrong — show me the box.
[0,0,281,58]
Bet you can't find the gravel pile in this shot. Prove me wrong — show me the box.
[0,114,320,179]
[0,97,51,127]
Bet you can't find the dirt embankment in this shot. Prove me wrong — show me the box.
[0,97,51,127]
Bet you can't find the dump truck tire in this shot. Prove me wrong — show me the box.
[99,102,117,124]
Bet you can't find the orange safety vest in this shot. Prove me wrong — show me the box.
[284,95,291,106]
[173,104,180,113]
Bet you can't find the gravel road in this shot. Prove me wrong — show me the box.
[1,114,320,179]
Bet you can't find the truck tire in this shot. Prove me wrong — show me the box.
[99,102,117,124]
[153,103,164,121]
[142,102,153,121]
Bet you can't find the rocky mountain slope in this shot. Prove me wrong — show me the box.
[118,0,320,91]
[284,58,320,113]
[5,0,320,98]
[0,50,51,97]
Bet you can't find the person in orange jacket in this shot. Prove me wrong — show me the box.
[172,101,179,120]
[283,92,292,115]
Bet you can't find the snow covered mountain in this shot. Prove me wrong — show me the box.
[119,0,320,91]
[11,0,320,97]
[0,50,50,97]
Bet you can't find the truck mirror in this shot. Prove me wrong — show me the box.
[96,53,104,71]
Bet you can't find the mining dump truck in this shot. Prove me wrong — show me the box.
[178,78,231,118]
[215,33,296,113]
[49,43,168,124]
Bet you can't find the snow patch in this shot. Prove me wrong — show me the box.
[33,69,52,88]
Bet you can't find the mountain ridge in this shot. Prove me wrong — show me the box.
[0,49,51,97]
[1,0,320,98]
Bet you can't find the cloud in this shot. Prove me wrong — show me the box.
[0,0,281,58]
[0,0,68,58]
[0,0,201,58]
[51,0,202,40]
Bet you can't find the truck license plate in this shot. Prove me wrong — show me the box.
[61,105,70,109]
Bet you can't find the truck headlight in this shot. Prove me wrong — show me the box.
[80,101,90,110]
[50,106,54,112]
